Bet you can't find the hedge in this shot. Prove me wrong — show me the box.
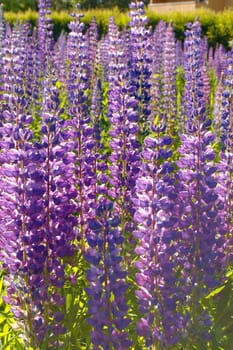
[4,7,233,48]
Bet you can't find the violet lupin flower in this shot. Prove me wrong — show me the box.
[0,3,5,110]
[85,200,132,349]
[86,17,98,89]
[37,0,54,74]
[150,20,167,124]
[90,74,109,197]
[26,78,78,342]
[219,48,233,150]
[0,3,5,56]
[213,74,224,142]
[21,22,35,110]
[35,78,78,339]
[215,47,233,264]
[212,43,227,80]
[53,31,67,85]
[1,20,32,115]
[176,18,227,341]
[161,22,177,136]
[1,24,15,110]
[200,37,211,108]
[67,9,98,248]
[183,19,205,130]
[107,16,141,257]
[176,39,184,67]
[0,76,78,347]
[128,1,152,136]
[133,134,188,348]
[0,108,46,347]
[99,34,109,81]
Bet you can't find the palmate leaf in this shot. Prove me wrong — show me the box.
[201,270,233,349]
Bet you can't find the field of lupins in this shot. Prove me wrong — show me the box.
[0,0,233,349]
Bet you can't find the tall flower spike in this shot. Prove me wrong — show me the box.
[212,43,227,80]
[67,9,98,248]
[0,3,5,55]
[34,77,78,343]
[150,20,167,125]
[0,3,5,110]
[216,47,233,265]
[133,134,188,348]
[0,75,79,347]
[86,200,132,349]
[1,20,33,122]
[175,19,227,342]
[0,107,44,347]
[213,73,224,142]
[37,0,54,75]
[176,39,184,67]
[128,1,152,137]
[161,22,177,136]
[107,16,141,261]
[86,17,98,90]
[53,31,67,84]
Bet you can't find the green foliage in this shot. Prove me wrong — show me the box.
[0,0,37,12]
[4,9,38,29]
[1,0,149,12]
[201,270,233,350]
[60,252,91,349]
[0,271,24,350]
[78,0,149,10]
[4,7,233,48]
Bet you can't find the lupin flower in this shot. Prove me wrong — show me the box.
[212,43,227,80]
[213,73,224,142]
[161,22,177,135]
[37,0,54,74]
[0,108,45,346]
[0,76,78,347]
[67,8,98,248]
[150,20,167,124]
[176,39,184,67]
[133,134,188,348]
[128,1,152,135]
[86,17,98,89]
[0,3,5,110]
[0,3,5,56]
[85,200,132,349]
[1,20,33,115]
[107,16,141,255]
[33,77,78,341]
[53,31,67,84]
[176,18,227,341]
[214,47,233,265]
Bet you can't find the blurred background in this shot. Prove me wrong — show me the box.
[0,0,150,12]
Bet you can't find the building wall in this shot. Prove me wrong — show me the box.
[208,0,226,11]
[150,0,191,3]
[200,0,233,11]
[148,1,196,12]
[225,0,233,8]
[149,0,233,11]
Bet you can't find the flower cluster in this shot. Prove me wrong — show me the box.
[0,2,232,349]
[86,201,132,349]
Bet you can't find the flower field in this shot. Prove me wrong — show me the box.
[0,0,233,349]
